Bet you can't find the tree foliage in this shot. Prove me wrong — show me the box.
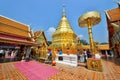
[100,42,108,44]
[80,39,89,45]
[47,41,52,45]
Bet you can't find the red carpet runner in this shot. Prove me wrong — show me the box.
[14,61,59,80]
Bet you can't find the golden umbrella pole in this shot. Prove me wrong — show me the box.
[87,18,95,55]
[78,11,101,56]
[78,11,103,71]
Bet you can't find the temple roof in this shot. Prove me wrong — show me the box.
[34,30,43,38]
[0,35,34,45]
[82,44,110,50]
[34,30,48,46]
[0,15,34,45]
[0,15,31,38]
[52,8,76,35]
[105,8,120,23]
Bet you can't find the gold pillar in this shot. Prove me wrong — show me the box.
[87,18,95,55]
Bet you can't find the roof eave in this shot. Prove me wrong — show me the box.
[104,10,111,21]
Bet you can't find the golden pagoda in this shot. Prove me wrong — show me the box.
[51,6,78,54]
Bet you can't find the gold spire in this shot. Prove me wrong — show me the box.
[62,4,66,17]
[53,5,75,35]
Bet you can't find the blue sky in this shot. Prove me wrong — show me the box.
[0,0,119,43]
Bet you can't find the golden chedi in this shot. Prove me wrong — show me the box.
[51,6,78,54]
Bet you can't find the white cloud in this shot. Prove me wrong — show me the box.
[47,27,56,34]
[77,34,83,38]
[45,27,56,41]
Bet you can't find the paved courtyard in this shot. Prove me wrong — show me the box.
[0,58,120,80]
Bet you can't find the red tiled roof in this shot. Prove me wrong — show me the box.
[0,16,31,38]
[0,34,34,45]
[106,8,120,22]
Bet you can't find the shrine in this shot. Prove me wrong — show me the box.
[33,30,49,61]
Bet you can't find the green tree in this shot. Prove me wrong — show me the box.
[100,42,108,44]
[80,39,89,45]
[47,41,52,45]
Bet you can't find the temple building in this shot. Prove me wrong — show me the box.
[82,44,110,55]
[51,7,79,54]
[0,15,34,46]
[105,2,120,57]
[34,30,48,60]
[0,15,34,60]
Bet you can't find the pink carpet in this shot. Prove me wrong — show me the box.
[14,61,59,80]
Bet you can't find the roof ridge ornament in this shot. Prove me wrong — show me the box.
[113,0,120,8]
[117,2,120,8]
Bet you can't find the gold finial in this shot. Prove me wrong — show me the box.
[62,4,66,17]
[62,4,66,12]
